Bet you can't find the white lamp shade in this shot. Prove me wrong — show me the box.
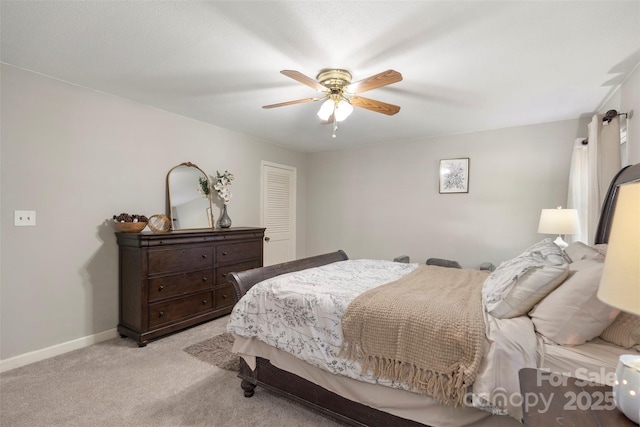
[597,182,640,315]
[317,99,335,121]
[537,208,581,235]
[334,100,353,122]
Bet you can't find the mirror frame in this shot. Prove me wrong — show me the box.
[166,161,214,230]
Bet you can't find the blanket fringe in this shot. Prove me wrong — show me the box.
[340,342,469,407]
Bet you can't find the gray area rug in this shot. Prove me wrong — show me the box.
[183,332,240,371]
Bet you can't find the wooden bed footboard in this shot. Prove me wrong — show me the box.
[237,357,426,427]
[229,250,348,301]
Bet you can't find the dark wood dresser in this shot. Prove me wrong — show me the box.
[116,227,265,346]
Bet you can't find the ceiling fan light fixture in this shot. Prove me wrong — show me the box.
[264,68,402,133]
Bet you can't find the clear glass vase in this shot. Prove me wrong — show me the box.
[219,204,232,228]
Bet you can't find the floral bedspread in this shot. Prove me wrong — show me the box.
[227,259,418,386]
[227,258,538,419]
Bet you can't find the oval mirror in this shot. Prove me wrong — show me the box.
[167,162,214,230]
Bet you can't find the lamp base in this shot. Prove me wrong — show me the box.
[553,235,569,249]
[614,355,640,424]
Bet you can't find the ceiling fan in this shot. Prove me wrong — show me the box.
[262,68,402,137]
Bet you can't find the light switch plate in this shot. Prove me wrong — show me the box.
[14,210,36,226]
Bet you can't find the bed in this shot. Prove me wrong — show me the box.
[226,163,640,427]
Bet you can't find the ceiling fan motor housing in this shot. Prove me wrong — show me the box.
[316,69,352,90]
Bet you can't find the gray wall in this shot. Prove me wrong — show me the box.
[306,119,586,267]
[1,63,638,363]
[0,64,308,360]
[602,64,640,165]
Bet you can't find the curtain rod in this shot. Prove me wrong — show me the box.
[581,109,630,145]
[603,109,629,123]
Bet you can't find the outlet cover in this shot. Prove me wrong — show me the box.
[14,210,36,226]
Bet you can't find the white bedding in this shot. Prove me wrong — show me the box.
[538,335,640,385]
[227,259,539,422]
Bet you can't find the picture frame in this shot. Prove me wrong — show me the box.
[439,158,469,193]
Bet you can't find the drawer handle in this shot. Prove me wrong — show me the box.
[222,251,228,256]
[159,285,164,291]
[202,299,207,304]
[202,253,208,259]
[202,277,207,282]
[159,311,164,317]
[222,273,227,278]
[222,294,227,299]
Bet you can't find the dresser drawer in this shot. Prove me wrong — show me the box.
[216,241,262,264]
[148,291,213,328]
[214,285,235,309]
[148,246,213,275]
[215,259,262,285]
[148,270,213,302]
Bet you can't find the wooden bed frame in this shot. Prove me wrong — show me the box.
[229,163,640,427]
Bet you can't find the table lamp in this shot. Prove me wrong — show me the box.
[537,207,580,249]
[596,181,640,424]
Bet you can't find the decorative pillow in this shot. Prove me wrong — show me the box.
[600,311,640,349]
[564,241,605,263]
[593,243,608,257]
[528,259,620,345]
[482,238,571,319]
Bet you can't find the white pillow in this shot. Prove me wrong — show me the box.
[528,259,620,345]
[482,238,570,319]
[564,241,605,262]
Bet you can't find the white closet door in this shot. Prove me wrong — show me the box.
[261,161,296,266]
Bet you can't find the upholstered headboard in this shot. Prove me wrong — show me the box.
[595,163,640,244]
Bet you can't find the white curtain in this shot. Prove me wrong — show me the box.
[568,114,622,244]
[566,138,589,244]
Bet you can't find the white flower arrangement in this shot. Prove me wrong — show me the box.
[212,170,234,204]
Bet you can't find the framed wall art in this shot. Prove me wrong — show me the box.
[439,158,469,193]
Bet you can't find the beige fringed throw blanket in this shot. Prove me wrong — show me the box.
[340,265,489,407]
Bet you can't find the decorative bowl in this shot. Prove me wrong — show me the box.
[148,214,171,233]
[113,221,147,233]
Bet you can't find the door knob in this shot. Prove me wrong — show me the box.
[264,236,270,242]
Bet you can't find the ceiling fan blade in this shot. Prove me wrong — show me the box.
[345,70,402,94]
[349,96,401,115]
[281,70,327,92]
[262,97,322,109]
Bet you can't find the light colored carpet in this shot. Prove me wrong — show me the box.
[183,332,239,372]
[0,316,346,427]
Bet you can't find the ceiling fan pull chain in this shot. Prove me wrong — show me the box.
[332,122,338,138]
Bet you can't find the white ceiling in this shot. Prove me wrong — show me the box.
[2,1,639,153]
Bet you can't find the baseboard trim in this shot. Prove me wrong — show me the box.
[0,328,119,373]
